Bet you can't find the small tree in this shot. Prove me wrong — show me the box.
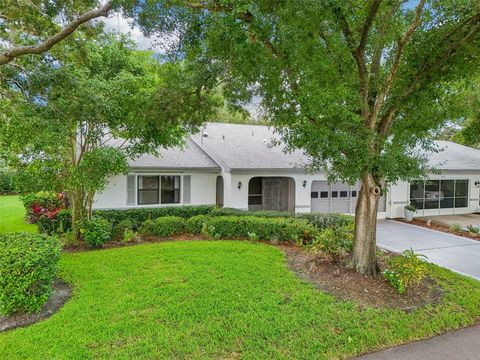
[131,0,480,275]
[1,34,218,235]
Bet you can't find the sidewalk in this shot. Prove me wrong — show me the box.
[355,325,480,360]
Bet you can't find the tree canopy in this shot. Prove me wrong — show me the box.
[129,0,480,274]
[0,33,219,234]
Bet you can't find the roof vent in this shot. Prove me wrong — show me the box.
[222,135,225,140]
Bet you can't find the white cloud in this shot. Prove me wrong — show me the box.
[102,12,166,52]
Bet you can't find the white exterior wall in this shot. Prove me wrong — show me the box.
[387,172,480,218]
[93,171,218,209]
[224,171,329,213]
[94,169,480,218]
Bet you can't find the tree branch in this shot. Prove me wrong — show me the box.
[377,9,480,136]
[370,0,426,127]
[0,2,113,65]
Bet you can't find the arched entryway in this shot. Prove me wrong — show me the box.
[248,177,295,212]
[216,175,224,207]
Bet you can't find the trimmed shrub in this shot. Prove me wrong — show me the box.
[79,217,113,248]
[94,205,214,228]
[112,219,133,239]
[186,215,210,235]
[383,249,428,294]
[139,216,186,237]
[37,209,72,235]
[200,216,318,243]
[297,213,354,230]
[310,223,354,262]
[0,233,61,315]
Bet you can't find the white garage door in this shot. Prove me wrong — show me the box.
[311,181,360,214]
[311,181,386,214]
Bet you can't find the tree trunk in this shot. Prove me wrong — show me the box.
[352,172,381,276]
[69,190,86,239]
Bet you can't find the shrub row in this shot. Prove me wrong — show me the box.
[199,216,318,243]
[93,205,215,228]
[209,207,354,230]
[0,233,61,315]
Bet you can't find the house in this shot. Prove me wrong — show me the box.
[94,122,480,218]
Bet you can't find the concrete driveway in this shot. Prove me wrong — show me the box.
[377,220,480,280]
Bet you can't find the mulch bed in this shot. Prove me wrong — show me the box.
[0,279,72,332]
[394,218,480,241]
[278,244,443,311]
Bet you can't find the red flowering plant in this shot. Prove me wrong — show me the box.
[20,191,67,223]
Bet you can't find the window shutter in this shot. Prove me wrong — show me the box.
[127,175,136,205]
[183,175,191,204]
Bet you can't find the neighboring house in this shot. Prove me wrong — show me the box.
[94,123,480,218]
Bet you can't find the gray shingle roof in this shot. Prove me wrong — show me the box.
[122,123,480,173]
[192,122,308,171]
[427,141,480,171]
[128,138,220,170]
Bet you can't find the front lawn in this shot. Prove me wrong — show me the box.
[0,195,36,234]
[1,241,479,359]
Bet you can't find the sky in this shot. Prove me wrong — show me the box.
[102,12,163,51]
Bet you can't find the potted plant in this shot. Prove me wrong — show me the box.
[404,204,417,222]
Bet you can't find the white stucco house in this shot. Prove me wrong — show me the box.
[94,122,480,219]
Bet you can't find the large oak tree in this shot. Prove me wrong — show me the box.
[130,0,480,275]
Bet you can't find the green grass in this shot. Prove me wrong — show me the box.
[0,195,36,233]
[1,241,480,359]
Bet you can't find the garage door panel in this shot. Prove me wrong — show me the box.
[311,181,363,214]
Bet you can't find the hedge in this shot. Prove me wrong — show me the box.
[139,216,186,237]
[94,205,215,228]
[0,233,61,315]
[186,215,210,235]
[210,207,354,230]
[200,216,318,243]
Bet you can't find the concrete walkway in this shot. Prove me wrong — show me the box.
[377,220,480,280]
[355,325,480,360]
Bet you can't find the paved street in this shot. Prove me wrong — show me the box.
[377,220,480,280]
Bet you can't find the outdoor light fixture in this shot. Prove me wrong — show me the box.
[238,181,242,190]
[475,180,480,188]
[302,180,307,188]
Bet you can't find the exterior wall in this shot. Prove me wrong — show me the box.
[94,169,480,218]
[225,171,327,213]
[93,171,218,209]
[387,172,480,218]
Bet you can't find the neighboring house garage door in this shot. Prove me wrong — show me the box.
[311,181,386,214]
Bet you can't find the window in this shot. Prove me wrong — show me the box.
[320,191,329,198]
[311,191,319,199]
[161,176,180,204]
[331,191,338,198]
[455,180,468,208]
[409,179,469,210]
[138,176,159,205]
[340,191,348,198]
[351,190,357,198]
